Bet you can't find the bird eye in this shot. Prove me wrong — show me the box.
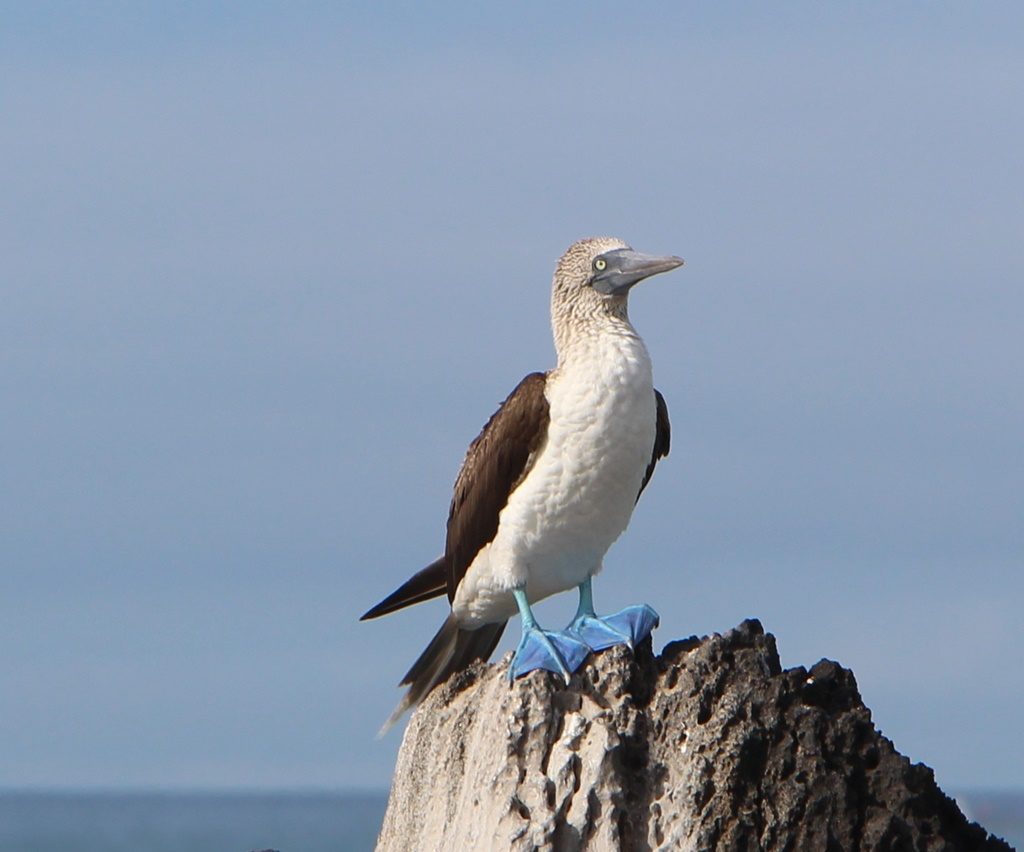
[594,258,607,271]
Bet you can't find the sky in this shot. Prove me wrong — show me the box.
[1,3,1022,793]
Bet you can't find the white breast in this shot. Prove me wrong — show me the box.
[453,323,656,626]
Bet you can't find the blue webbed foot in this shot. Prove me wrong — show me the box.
[566,604,660,652]
[510,625,591,683]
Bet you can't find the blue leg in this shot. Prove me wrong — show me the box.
[563,577,660,652]
[509,588,591,683]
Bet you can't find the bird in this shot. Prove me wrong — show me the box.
[362,237,683,730]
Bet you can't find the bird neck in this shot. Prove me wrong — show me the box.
[552,300,643,368]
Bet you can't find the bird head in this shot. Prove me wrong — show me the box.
[551,236,684,325]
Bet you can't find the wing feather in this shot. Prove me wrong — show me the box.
[360,556,446,620]
[361,372,550,619]
[444,372,550,599]
[637,388,671,501]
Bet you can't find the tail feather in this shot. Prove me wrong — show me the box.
[380,616,506,734]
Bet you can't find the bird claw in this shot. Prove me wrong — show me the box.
[565,604,660,652]
[509,626,591,683]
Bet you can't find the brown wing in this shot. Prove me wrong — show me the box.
[360,372,549,621]
[637,388,671,501]
[386,371,548,715]
[445,372,550,600]
[360,556,445,620]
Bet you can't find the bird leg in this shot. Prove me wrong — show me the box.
[563,576,660,652]
[509,588,590,683]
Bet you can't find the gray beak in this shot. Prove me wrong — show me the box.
[591,249,685,297]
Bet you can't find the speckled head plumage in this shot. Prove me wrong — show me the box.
[550,237,684,353]
[551,236,631,313]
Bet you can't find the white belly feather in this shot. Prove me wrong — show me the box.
[452,327,655,627]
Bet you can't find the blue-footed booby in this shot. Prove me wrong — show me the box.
[362,237,683,729]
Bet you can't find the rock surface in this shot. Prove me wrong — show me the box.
[375,620,1012,851]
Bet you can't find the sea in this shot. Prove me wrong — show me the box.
[0,789,1020,851]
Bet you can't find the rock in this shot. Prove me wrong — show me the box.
[375,620,1012,851]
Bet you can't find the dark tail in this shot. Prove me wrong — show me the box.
[380,615,506,733]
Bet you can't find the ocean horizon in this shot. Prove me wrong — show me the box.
[1,788,1020,851]
[0,789,387,852]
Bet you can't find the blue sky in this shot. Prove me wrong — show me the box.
[2,3,1022,792]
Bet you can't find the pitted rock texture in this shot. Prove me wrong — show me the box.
[375,620,1011,851]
